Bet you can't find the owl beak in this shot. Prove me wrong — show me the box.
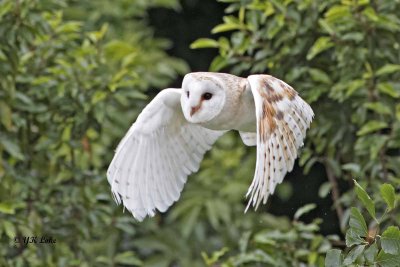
[190,105,201,117]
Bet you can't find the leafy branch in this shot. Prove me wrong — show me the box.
[325,181,399,267]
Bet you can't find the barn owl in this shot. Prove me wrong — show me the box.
[107,72,314,221]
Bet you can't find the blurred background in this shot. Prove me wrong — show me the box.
[0,0,399,266]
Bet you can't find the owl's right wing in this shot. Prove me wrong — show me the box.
[107,88,224,221]
[246,75,314,210]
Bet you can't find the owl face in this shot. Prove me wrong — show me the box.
[181,73,226,124]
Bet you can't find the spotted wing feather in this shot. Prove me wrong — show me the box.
[246,75,314,210]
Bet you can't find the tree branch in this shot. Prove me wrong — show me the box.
[325,161,344,230]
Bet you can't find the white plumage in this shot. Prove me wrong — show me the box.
[107,72,314,221]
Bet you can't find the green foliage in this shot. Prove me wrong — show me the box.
[325,181,399,266]
[354,180,376,220]
[202,206,333,267]
[192,0,400,265]
[381,183,396,210]
[0,0,187,266]
[1,0,400,266]
[192,1,400,207]
[325,249,342,267]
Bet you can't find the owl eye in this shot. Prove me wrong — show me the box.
[186,91,190,98]
[202,92,213,100]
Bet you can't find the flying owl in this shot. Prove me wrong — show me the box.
[107,72,314,221]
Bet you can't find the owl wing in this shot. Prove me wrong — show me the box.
[239,132,257,146]
[245,75,314,210]
[107,88,224,221]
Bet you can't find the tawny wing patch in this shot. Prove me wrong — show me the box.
[246,75,314,210]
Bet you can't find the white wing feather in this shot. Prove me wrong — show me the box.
[107,88,224,221]
[246,75,314,210]
[239,131,257,146]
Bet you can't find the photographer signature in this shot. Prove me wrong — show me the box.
[14,236,56,246]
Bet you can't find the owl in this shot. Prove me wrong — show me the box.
[107,72,314,221]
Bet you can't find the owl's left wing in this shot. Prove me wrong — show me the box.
[246,75,314,210]
[107,89,224,221]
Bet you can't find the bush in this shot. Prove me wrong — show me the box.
[192,0,400,265]
[0,0,187,266]
[326,181,399,266]
[1,0,399,266]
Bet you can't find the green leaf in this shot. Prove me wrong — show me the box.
[380,184,396,210]
[376,64,400,76]
[342,163,361,174]
[325,5,351,22]
[0,137,24,160]
[378,83,400,98]
[326,158,342,177]
[343,245,365,265]
[231,249,276,265]
[210,55,228,72]
[190,38,219,49]
[104,40,135,61]
[3,221,16,239]
[318,19,335,35]
[341,32,364,42]
[364,102,392,115]
[364,243,378,264]
[56,21,82,34]
[294,203,317,220]
[217,36,230,52]
[91,91,107,105]
[182,206,201,237]
[0,2,13,19]
[238,6,245,22]
[349,207,368,237]
[211,23,240,33]
[353,180,376,220]
[239,231,251,253]
[325,249,342,267]
[376,250,400,267]
[202,247,229,265]
[88,23,108,42]
[318,182,332,198]
[0,202,15,215]
[303,157,317,174]
[254,229,297,243]
[206,200,220,229]
[276,182,293,201]
[363,7,379,22]
[370,135,389,160]
[114,251,142,266]
[381,226,400,255]
[396,104,400,121]
[0,101,12,130]
[308,68,332,84]
[307,37,334,60]
[346,229,364,246]
[357,120,388,136]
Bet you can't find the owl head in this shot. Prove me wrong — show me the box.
[181,72,227,124]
